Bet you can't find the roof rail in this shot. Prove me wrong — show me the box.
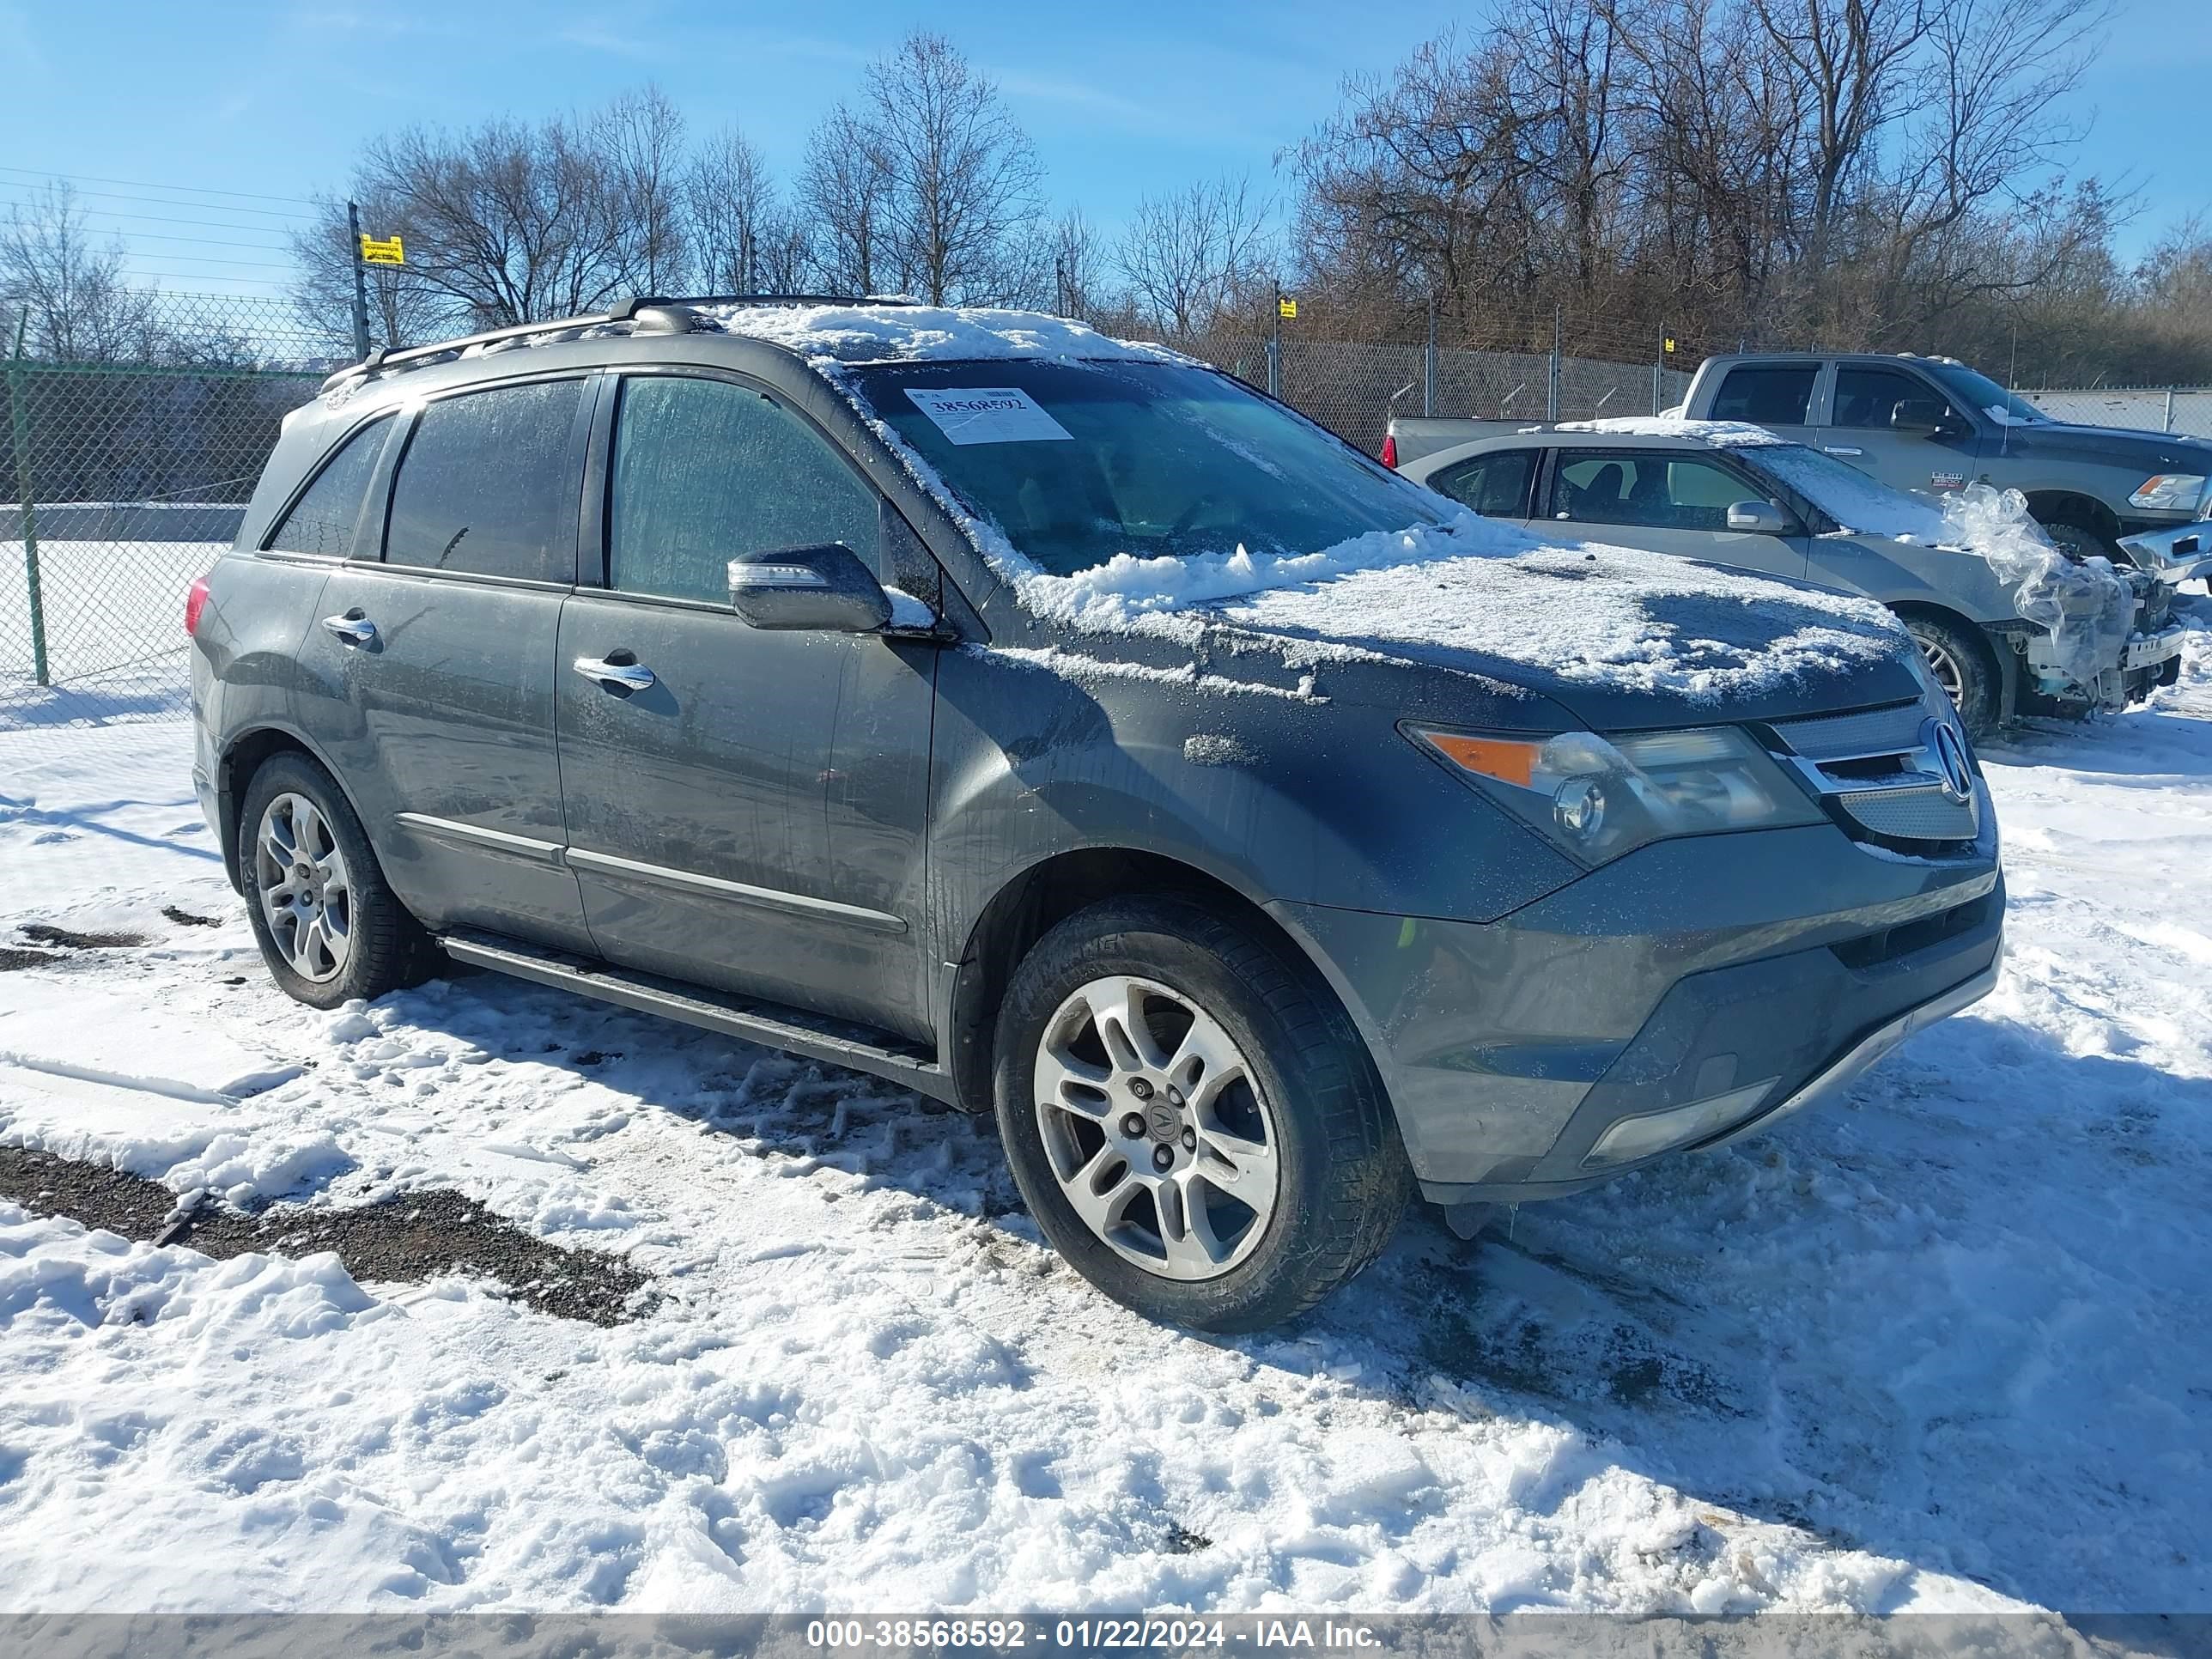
[649,293,924,309]
[314,293,923,395]
[319,310,623,394]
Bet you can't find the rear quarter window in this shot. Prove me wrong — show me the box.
[264,416,392,557]
[1430,450,1535,517]
[1711,365,1817,426]
[384,379,585,582]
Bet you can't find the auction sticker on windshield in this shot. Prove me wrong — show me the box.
[903,386,1074,445]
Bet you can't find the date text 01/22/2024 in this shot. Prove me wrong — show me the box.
[805,1620,1385,1650]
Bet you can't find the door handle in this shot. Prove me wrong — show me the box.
[321,611,376,644]
[1825,445,1865,458]
[573,654,656,693]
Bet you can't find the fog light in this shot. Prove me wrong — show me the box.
[1582,1079,1779,1169]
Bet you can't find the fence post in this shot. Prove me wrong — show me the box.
[1547,306,1561,422]
[1423,295,1437,416]
[6,313,49,688]
[2165,388,2175,433]
[1266,335,1280,399]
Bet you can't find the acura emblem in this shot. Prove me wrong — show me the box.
[1922,717,1973,802]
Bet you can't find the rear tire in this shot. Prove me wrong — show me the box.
[238,752,434,1010]
[993,895,1411,1333]
[1900,612,2000,738]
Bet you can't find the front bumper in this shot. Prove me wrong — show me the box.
[2118,520,2212,584]
[1274,815,2003,1206]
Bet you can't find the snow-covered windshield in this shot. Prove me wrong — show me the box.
[1922,361,2047,427]
[845,360,1449,579]
[1737,444,1957,540]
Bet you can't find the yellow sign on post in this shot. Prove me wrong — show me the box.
[1278,296,1297,319]
[359,234,405,266]
[1662,337,1676,355]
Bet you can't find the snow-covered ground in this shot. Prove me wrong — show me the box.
[2,636,2209,1617]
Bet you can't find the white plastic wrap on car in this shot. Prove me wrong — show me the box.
[1944,483,2135,691]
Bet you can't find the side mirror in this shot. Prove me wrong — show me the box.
[1726,500,1791,535]
[1890,398,1947,437]
[727,544,893,633]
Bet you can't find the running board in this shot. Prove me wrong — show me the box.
[438,928,958,1104]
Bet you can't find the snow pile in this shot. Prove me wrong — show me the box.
[1942,485,2135,690]
[1551,416,1785,447]
[1744,447,1956,543]
[702,302,1182,368]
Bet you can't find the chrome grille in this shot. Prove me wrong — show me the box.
[1768,699,1980,847]
[1831,782,1979,842]
[1768,701,1925,761]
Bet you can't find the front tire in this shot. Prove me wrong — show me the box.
[239,752,433,1010]
[2039,518,2121,565]
[993,896,1410,1332]
[1900,612,1999,738]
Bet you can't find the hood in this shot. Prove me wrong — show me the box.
[1015,519,1923,732]
[1998,421,2212,470]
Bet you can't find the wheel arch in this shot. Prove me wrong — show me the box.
[945,847,1340,1116]
[216,724,364,891]
[2021,489,2120,544]
[1887,601,2010,726]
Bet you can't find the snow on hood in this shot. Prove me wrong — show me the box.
[699,301,1183,368]
[1551,416,1785,447]
[1016,512,1908,703]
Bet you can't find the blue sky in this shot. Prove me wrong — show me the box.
[3,0,2209,296]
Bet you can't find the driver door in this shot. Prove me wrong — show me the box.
[554,370,939,1041]
[1541,448,1809,580]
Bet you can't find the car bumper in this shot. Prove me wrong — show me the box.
[1272,817,2004,1206]
[2118,520,2212,583]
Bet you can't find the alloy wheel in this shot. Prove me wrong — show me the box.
[1032,974,1281,1281]
[254,791,353,983]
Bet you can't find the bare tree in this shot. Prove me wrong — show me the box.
[687,125,794,295]
[1047,207,1111,319]
[0,183,161,362]
[598,86,690,297]
[805,32,1045,303]
[1119,174,1272,337]
[800,103,892,295]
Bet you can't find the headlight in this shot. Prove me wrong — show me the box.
[2129,474,2206,510]
[1404,723,1826,866]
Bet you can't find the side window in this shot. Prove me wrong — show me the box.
[1833,367,1937,428]
[1710,364,1817,426]
[1431,450,1534,518]
[384,380,585,581]
[608,375,878,604]
[265,416,391,557]
[1550,452,1752,532]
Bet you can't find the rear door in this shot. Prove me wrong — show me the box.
[298,374,594,951]
[1424,448,1540,523]
[555,369,938,1042]
[1542,447,1808,580]
[1823,363,1981,500]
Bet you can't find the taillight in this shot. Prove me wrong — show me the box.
[185,574,212,637]
[1381,434,1398,469]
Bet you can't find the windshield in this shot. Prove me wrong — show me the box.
[1922,360,2047,427]
[1736,443,1956,541]
[845,359,1449,578]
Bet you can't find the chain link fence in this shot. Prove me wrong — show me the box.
[2022,386,2212,439]
[1174,334,1692,454]
[3,295,335,734]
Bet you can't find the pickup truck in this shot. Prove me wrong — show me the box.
[1383,352,2212,581]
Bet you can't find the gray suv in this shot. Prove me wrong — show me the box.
[189,298,2003,1331]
